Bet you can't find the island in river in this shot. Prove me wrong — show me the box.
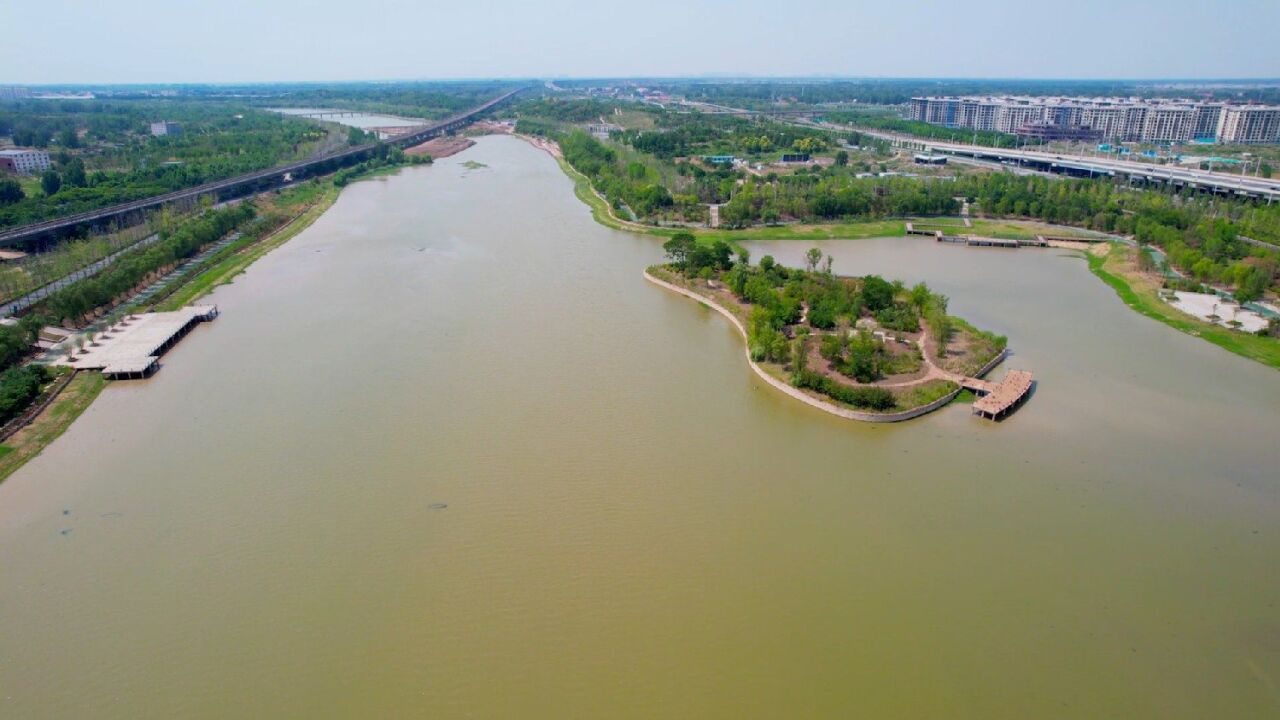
[2,134,1279,719]
[646,234,1024,422]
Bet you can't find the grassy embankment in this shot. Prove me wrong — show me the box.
[155,157,422,311]
[155,183,340,310]
[0,166,398,483]
[0,371,107,481]
[1085,243,1279,369]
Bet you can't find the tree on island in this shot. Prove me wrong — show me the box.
[805,247,823,273]
[663,232,732,277]
[662,233,695,268]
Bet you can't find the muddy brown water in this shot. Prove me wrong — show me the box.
[1,136,1278,718]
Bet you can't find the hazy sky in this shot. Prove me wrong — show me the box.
[3,0,1277,84]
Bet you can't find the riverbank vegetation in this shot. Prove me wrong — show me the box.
[0,102,332,230]
[650,235,1007,414]
[0,83,506,233]
[1086,243,1280,369]
[825,108,1025,148]
[0,152,406,482]
[0,370,105,483]
[514,96,1279,303]
[27,203,256,325]
[153,181,340,310]
[0,319,62,440]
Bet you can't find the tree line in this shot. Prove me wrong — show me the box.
[31,203,255,325]
[952,173,1280,301]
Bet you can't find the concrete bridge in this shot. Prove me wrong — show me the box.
[284,110,365,120]
[0,87,527,249]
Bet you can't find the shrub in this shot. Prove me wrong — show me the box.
[793,369,896,410]
[0,365,49,425]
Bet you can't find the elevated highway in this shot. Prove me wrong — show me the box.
[813,122,1280,202]
[0,87,526,249]
[931,142,1280,202]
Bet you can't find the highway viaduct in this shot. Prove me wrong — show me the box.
[0,87,527,249]
[814,122,1280,203]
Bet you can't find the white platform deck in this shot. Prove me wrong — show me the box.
[64,305,218,378]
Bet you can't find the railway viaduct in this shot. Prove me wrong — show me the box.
[0,87,526,249]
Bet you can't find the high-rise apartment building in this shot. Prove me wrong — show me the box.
[907,96,1280,144]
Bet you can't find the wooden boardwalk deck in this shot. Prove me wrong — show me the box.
[971,369,1034,420]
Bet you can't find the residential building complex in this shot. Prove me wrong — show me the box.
[908,96,1280,144]
[149,121,182,137]
[0,148,52,175]
[1218,106,1280,144]
[0,86,32,101]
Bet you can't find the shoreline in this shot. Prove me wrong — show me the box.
[406,135,475,160]
[1084,244,1280,370]
[643,269,1006,423]
[0,169,361,483]
[534,142,1276,370]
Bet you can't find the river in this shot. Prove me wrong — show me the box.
[1,135,1277,718]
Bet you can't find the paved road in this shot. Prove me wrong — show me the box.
[823,122,1280,201]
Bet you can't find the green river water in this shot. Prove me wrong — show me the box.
[1,135,1278,718]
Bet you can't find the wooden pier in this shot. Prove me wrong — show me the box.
[969,370,1034,420]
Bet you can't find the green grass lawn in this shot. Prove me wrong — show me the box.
[155,184,340,311]
[1086,247,1280,370]
[968,219,1103,240]
[694,220,906,243]
[0,371,108,484]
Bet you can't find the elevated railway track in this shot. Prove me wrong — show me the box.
[0,87,526,249]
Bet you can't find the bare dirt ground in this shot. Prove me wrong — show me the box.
[471,121,514,135]
[406,136,475,159]
[517,133,563,159]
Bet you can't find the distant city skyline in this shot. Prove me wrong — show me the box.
[2,0,1278,84]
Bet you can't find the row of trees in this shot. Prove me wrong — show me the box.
[332,147,428,187]
[0,102,329,229]
[953,173,1280,300]
[717,174,960,227]
[617,113,833,160]
[826,110,1026,148]
[0,317,50,426]
[31,203,255,324]
[559,131,675,218]
[635,140,1279,299]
